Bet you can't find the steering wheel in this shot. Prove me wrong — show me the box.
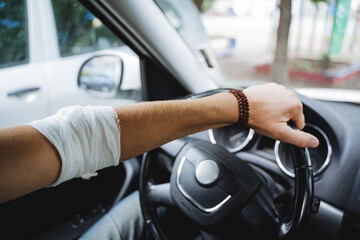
[139,90,314,240]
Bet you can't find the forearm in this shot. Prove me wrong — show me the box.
[116,92,238,161]
[0,92,237,203]
[0,126,61,203]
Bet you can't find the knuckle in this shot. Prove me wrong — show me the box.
[298,121,305,130]
[290,99,302,111]
[286,89,296,97]
[295,101,303,110]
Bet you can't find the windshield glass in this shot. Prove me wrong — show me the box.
[163,0,360,91]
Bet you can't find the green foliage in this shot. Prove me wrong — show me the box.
[201,0,216,12]
[192,0,215,12]
[51,0,123,57]
[0,0,28,67]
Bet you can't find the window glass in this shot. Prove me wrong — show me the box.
[158,0,360,91]
[0,0,29,68]
[52,0,124,57]
[203,0,360,90]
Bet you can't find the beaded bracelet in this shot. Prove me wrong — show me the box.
[229,89,250,126]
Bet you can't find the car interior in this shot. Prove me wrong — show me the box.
[1,0,360,240]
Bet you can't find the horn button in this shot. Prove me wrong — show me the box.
[170,141,262,226]
[195,160,220,186]
[177,157,230,211]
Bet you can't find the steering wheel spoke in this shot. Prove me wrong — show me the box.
[199,229,225,240]
[146,183,174,206]
[199,228,240,240]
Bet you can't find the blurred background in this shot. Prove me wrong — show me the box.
[197,0,360,89]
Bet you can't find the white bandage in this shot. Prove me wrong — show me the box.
[27,105,121,187]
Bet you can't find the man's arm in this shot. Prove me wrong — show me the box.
[0,83,319,204]
[0,125,61,203]
[117,83,318,161]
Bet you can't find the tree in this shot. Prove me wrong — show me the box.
[193,0,203,11]
[272,0,327,84]
[192,0,215,13]
[272,0,292,84]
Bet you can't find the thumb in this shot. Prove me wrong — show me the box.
[276,124,319,148]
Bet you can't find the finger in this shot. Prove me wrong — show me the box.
[292,112,305,130]
[291,101,305,130]
[276,124,319,148]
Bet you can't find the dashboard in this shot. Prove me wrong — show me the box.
[190,92,360,239]
[1,90,359,240]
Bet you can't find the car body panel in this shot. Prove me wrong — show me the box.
[0,0,142,128]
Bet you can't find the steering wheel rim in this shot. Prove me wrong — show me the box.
[140,139,313,240]
[139,90,314,240]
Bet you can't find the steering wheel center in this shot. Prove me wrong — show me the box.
[169,140,263,226]
[195,160,220,186]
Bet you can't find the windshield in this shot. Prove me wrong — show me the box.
[161,0,360,91]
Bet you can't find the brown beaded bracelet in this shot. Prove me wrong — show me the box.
[229,89,249,126]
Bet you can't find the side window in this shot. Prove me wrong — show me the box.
[0,0,29,68]
[51,0,124,57]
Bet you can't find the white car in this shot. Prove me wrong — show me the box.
[0,0,141,128]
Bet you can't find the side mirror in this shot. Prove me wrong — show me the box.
[78,55,123,98]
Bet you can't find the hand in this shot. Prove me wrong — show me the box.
[243,82,319,148]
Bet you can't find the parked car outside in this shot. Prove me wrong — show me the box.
[0,0,141,128]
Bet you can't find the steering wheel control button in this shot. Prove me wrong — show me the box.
[195,160,220,186]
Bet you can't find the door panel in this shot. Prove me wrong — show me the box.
[0,0,49,128]
[45,0,141,114]
[0,64,49,127]
[45,52,140,114]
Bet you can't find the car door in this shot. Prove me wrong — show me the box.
[39,0,141,115]
[0,0,50,128]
